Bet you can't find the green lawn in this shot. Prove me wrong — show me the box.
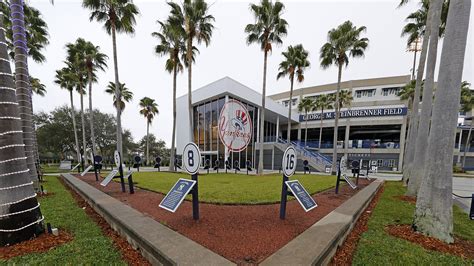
[1,176,125,265]
[352,181,473,265]
[129,172,336,204]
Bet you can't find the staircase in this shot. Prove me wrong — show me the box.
[276,138,332,172]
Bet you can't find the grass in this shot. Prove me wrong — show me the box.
[129,172,336,204]
[39,164,63,174]
[352,181,473,265]
[1,175,125,265]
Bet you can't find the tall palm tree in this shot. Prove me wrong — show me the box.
[459,81,472,168]
[55,67,81,164]
[9,0,39,190]
[314,94,334,149]
[414,0,470,243]
[297,98,315,147]
[82,39,107,155]
[105,81,133,111]
[401,0,448,80]
[0,11,44,246]
[139,97,159,166]
[320,20,369,173]
[168,0,214,141]
[245,0,288,174]
[30,76,46,96]
[0,2,49,63]
[277,44,310,142]
[152,14,186,172]
[407,0,444,197]
[83,0,139,157]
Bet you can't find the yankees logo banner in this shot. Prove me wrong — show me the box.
[218,100,253,152]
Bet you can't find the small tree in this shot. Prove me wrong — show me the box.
[139,97,159,166]
[297,98,315,146]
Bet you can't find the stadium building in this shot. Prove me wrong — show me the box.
[176,75,473,172]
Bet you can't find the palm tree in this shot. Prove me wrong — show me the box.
[0,11,44,246]
[55,67,81,164]
[0,2,49,63]
[30,76,46,96]
[9,0,39,190]
[66,41,90,166]
[168,0,214,141]
[82,39,107,155]
[152,14,186,172]
[139,97,159,166]
[314,94,334,149]
[459,81,472,168]
[414,0,470,243]
[297,98,315,147]
[83,0,139,157]
[105,81,133,111]
[320,20,369,173]
[277,44,310,143]
[407,0,444,197]
[401,0,448,80]
[245,0,288,174]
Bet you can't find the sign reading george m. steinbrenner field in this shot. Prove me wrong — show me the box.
[159,178,196,213]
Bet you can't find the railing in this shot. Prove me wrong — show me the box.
[277,137,332,168]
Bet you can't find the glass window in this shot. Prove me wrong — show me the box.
[377,159,383,167]
[356,91,362,98]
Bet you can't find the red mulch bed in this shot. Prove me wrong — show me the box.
[330,185,385,265]
[386,225,474,260]
[36,192,56,198]
[394,195,417,204]
[0,231,73,260]
[59,178,150,266]
[77,173,372,265]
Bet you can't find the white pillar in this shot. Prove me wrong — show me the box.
[456,129,463,165]
[344,122,350,159]
[276,116,280,140]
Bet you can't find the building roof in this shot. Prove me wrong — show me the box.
[269,75,411,100]
[177,76,299,122]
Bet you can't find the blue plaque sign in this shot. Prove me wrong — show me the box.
[285,180,318,212]
[159,178,197,213]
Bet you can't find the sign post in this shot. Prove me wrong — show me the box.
[182,142,201,220]
[93,155,103,182]
[335,156,347,194]
[154,156,161,171]
[280,146,297,220]
[115,150,126,193]
[133,155,141,172]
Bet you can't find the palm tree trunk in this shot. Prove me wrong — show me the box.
[80,88,87,166]
[70,90,81,163]
[412,39,418,80]
[407,0,443,196]
[0,8,44,246]
[146,121,150,166]
[319,107,324,149]
[414,0,470,243]
[111,24,123,156]
[403,3,433,186]
[258,49,268,174]
[331,64,343,174]
[462,122,472,168]
[88,70,97,155]
[169,65,177,171]
[286,76,294,142]
[187,38,194,142]
[10,0,39,191]
[402,97,413,171]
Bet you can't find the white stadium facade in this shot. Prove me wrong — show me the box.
[176,75,473,172]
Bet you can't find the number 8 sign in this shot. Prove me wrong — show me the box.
[282,146,297,177]
[183,142,201,175]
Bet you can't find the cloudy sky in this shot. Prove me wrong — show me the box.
[28,0,473,147]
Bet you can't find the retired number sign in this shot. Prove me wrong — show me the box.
[183,142,201,175]
[114,150,121,168]
[282,146,297,177]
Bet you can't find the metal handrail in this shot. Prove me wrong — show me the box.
[277,137,332,167]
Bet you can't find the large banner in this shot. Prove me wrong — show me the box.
[218,100,253,152]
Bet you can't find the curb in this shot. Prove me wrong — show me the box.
[61,173,234,266]
[261,179,384,265]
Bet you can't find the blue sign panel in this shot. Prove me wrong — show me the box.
[300,107,408,122]
[159,178,196,213]
[285,180,318,212]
